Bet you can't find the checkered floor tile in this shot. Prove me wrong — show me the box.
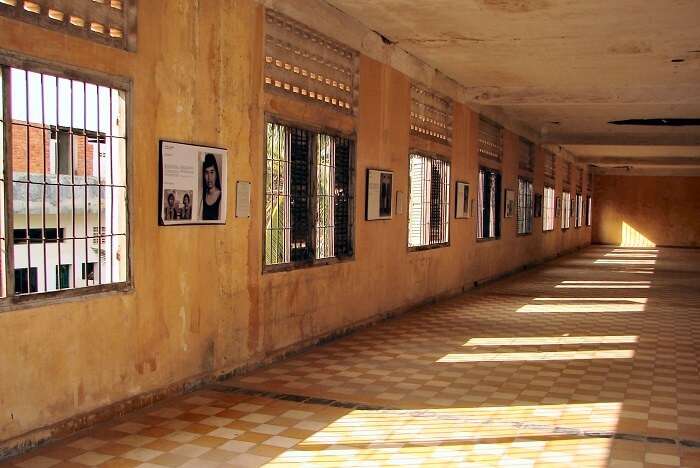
[4,246,700,467]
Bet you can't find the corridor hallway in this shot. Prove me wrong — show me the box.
[6,246,700,467]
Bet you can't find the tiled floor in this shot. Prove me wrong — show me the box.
[5,246,700,467]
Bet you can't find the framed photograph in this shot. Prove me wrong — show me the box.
[504,189,516,218]
[455,182,469,219]
[366,169,393,220]
[555,196,562,218]
[534,193,542,218]
[159,140,228,225]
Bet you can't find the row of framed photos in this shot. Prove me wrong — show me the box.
[366,169,543,221]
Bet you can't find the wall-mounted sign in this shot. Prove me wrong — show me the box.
[366,169,393,220]
[159,140,228,225]
[455,181,469,219]
[236,181,252,218]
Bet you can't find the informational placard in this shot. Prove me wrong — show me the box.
[455,181,469,219]
[504,189,515,218]
[395,191,404,215]
[159,140,227,225]
[366,169,393,220]
[236,181,251,218]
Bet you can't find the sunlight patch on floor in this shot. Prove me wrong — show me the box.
[464,336,639,346]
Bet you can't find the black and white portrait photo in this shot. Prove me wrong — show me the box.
[366,169,393,220]
[159,140,228,225]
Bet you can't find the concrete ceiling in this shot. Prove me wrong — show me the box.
[325,0,700,173]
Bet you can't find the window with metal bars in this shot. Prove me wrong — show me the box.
[478,118,503,162]
[0,61,129,300]
[517,177,533,235]
[561,191,571,229]
[264,121,354,268]
[0,0,137,51]
[574,193,584,228]
[408,154,450,248]
[542,185,555,232]
[586,196,592,227]
[476,167,501,240]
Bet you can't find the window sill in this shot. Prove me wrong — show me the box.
[517,232,532,237]
[0,282,133,314]
[476,237,500,243]
[263,255,355,274]
[408,242,450,253]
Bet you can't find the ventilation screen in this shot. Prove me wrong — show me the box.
[544,151,556,180]
[478,117,503,162]
[264,9,358,115]
[410,84,452,145]
[518,137,534,172]
[0,0,136,50]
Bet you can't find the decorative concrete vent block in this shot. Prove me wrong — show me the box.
[264,9,358,115]
[410,84,453,145]
[544,151,556,180]
[478,117,503,162]
[518,137,534,172]
[0,0,136,50]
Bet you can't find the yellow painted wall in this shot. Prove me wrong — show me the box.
[0,1,591,447]
[592,175,700,247]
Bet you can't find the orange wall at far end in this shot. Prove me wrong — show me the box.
[592,175,700,247]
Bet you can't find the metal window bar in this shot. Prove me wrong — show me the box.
[265,122,291,265]
[517,178,533,234]
[586,196,592,226]
[543,186,555,232]
[478,167,500,239]
[561,191,571,229]
[408,154,449,247]
[2,63,128,298]
[0,0,137,51]
[315,133,335,259]
[333,136,353,258]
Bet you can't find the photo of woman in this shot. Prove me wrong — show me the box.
[159,140,227,225]
[200,153,223,221]
[180,192,192,220]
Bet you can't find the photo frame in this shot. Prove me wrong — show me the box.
[159,140,228,225]
[534,193,542,218]
[504,189,516,218]
[555,196,562,218]
[366,169,393,220]
[455,182,470,219]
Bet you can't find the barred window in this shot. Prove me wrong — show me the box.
[517,138,534,172]
[478,117,502,162]
[586,196,592,227]
[544,151,555,180]
[477,167,501,239]
[561,191,571,229]
[575,193,584,228]
[264,9,357,115]
[0,0,137,51]
[264,121,353,268]
[517,177,533,235]
[1,63,129,299]
[543,185,555,232]
[408,154,450,248]
[410,84,452,145]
